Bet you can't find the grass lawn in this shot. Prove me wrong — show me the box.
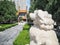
[13,24,30,45]
[0,23,17,31]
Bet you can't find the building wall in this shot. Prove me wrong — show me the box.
[14,0,27,21]
[15,0,27,11]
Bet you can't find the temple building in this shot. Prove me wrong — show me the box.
[15,0,27,22]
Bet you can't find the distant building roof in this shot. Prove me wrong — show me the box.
[19,10,27,13]
[16,10,27,15]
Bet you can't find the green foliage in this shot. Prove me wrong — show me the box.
[23,24,30,30]
[0,0,17,23]
[0,23,17,31]
[13,24,30,45]
[20,17,23,21]
[30,0,60,24]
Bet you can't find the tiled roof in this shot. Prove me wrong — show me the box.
[16,10,27,15]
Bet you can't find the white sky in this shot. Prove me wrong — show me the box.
[26,0,30,10]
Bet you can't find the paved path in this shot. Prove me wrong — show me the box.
[0,22,26,45]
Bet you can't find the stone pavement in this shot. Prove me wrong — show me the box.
[0,22,26,45]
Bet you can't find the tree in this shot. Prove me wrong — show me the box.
[30,0,60,24]
[0,0,17,23]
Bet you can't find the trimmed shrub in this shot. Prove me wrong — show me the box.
[23,24,30,30]
[0,23,17,31]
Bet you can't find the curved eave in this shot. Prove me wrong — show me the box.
[16,10,27,15]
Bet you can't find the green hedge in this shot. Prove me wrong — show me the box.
[23,24,30,30]
[0,23,17,31]
[13,24,30,45]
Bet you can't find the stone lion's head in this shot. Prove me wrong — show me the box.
[30,10,54,30]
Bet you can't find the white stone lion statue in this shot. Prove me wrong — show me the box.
[29,10,59,45]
